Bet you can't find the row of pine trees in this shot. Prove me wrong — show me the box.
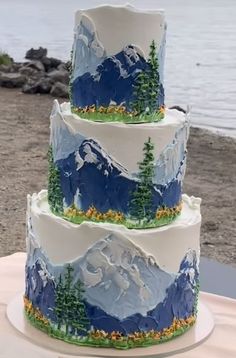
[131,40,160,115]
[54,265,89,335]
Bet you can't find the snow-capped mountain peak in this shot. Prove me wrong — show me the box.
[76,233,175,319]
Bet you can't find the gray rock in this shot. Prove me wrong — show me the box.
[41,57,62,71]
[48,69,69,84]
[22,77,53,94]
[0,72,26,88]
[22,81,37,94]
[19,66,37,77]
[25,47,47,60]
[36,77,53,94]
[0,64,13,72]
[50,82,68,98]
[11,63,22,72]
[24,60,45,72]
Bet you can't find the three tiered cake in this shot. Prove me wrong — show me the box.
[24,5,201,350]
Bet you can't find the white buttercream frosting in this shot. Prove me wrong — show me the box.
[74,4,165,59]
[51,100,189,178]
[28,190,201,274]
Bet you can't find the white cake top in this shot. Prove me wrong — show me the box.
[74,4,165,59]
[51,100,189,177]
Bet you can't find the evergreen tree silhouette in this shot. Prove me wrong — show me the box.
[147,40,160,113]
[48,146,64,214]
[54,265,89,336]
[130,137,155,223]
[64,264,74,335]
[131,40,160,115]
[54,275,64,330]
[72,280,89,334]
[131,69,149,114]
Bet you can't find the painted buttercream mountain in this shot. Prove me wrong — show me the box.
[72,45,164,109]
[71,14,165,110]
[50,101,187,215]
[56,138,182,213]
[25,228,199,334]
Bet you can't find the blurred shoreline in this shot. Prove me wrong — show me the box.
[0,87,235,266]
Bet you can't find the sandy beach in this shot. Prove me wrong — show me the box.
[0,87,235,266]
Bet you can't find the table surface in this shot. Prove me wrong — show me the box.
[1,253,236,358]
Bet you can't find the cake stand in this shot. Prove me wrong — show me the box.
[7,294,214,358]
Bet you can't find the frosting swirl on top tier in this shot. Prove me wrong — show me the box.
[49,100,189,228]
[71,4,166,112]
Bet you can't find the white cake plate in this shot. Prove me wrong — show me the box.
[7,294,214,358]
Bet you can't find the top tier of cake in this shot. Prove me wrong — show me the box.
[71,4,166,114]
[48,5,188,229]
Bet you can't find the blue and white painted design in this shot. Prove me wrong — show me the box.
[56,138,182,213]
[50,102,187,216]
[73,14,106,80]
[154,122,189,185]
[50,102,85,163]
[25,226,199,334]
[71,14,164,109]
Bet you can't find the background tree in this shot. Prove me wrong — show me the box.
[54,265,89,336]
[131,70,149,114]
[64,264,74,334]
[72,280,89,335]
[48,146,64,214]
[129,137,155,223]
[131,40,160,115]
[54,275,64,330]
[147,40,160,114]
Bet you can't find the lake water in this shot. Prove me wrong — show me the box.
[0,0,236,137]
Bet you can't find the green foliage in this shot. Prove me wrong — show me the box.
[131,70,150,114]
[54,265,89,336]
[131,40,160,115]
[47,146,64,214]
[73,107,164,123]
[25,306,194,350]
[63,210,180,229]
[147,40,160,113]
[0,51,13,65]
[129,137,155,223]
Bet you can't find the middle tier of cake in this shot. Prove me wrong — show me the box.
[49,100,189,229]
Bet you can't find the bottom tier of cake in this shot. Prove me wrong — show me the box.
[25,190,201,349]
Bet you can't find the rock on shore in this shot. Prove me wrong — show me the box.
[0,47,69,98]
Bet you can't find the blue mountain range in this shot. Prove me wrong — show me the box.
[25,238,199,335]
[72,45,164,110]
[56,138,182,214]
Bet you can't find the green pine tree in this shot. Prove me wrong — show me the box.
[54,265,89,336]
[147,40,160,114]
[131,40,160,116]
[131,70,149,115]
[64,264,74,335]
[129,137,155,223]
[54,275,65,330]
[72,280,89,334]
[48,146,64,214]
